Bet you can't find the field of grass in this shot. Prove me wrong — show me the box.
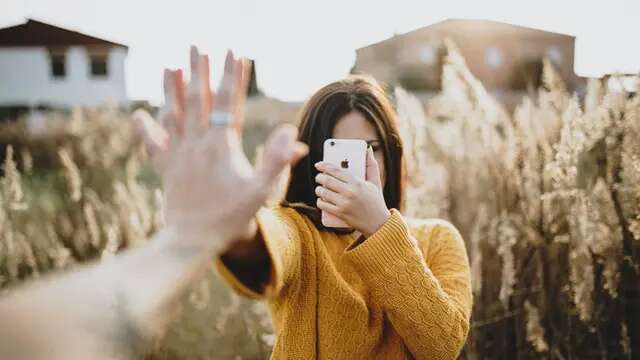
[0,42,639,359]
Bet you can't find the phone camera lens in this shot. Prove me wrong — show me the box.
[330,141,335,146]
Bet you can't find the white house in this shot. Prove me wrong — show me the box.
[0,19,128,111]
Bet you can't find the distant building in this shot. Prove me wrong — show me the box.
[353,19,583,93]
[0,19,128,117]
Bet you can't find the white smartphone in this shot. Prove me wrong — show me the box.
[321,138,368,229]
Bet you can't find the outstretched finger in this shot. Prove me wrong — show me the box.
[253,124,308,198]
[173,69,186,134]
[232,57,251,136]
[185,46,207,137]
[161,69,184,139]
[205,50,240,141]
[201,54,213,117]
[212,50,236,116]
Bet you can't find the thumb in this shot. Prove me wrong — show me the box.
[366,146,382,189]
[132,109,169,151]
[255,124,308,192]
[132,109,170,173]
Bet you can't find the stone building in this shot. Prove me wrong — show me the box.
[353,19,583,94]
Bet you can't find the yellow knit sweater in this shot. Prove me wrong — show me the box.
[216,206,472,360]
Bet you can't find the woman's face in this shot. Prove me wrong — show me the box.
[332,111,386,186]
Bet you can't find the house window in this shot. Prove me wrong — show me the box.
[90,55,108,76]
[419,45,436,64]
[547,46,563,65]
[486,47,503,68]
[50,54,66,78]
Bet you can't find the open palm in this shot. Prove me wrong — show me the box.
[133,46,307,253]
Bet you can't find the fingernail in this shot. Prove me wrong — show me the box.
[314,162,322,169]
[225,50,234,72]
[190,46,199,62]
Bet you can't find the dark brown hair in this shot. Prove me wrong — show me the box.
[282,75,405,232]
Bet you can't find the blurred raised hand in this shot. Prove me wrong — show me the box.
[134,46,307,254]
[0,46,306,360]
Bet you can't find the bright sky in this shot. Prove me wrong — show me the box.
[1,0,639,104]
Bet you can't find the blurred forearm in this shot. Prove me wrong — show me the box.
[0,227,219,360]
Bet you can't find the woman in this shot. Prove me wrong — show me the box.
[219,75,473,359]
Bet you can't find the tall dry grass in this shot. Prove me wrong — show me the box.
[0,108,274,359]
[395,41,640,359]
[0,43,638,358]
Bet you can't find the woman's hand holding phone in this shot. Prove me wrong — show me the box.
[315,147,391,237]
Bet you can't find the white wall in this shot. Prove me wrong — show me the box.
[0,46,128,107]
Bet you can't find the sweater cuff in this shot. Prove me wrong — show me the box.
[215,207,284,300]
[345,209,421,280]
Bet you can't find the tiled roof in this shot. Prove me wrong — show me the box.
[0,19,127,48]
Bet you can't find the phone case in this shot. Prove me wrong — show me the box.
[320,139,367,228]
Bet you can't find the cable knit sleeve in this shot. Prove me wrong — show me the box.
[215,206,302,300]
[345,209,472,360]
